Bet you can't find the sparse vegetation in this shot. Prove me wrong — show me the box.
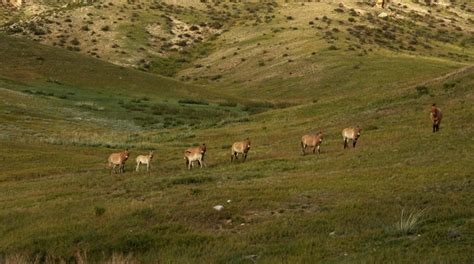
[0,1,473,262]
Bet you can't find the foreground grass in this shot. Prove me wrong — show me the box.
[0,63,473,262]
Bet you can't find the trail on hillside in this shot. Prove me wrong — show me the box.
[403,64,474,92]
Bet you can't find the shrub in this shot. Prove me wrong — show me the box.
[28,22,46,35]
[117,234,155,253]
[211,75,222,80]
[396,208,426,235]
[95,206,106,216]
[178,99,209,105]
[415,85,429,96]
[70,38,80,45]
[170,176,214,185]
[218,102,237,107]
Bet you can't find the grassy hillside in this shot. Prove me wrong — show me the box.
[2,0,473,84]
[178,1,474,101]
[1,33,474,262]
[0,0,473,262]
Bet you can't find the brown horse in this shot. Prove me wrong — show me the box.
[231,138,251,162]
[108,149,129,174]
[184,144,206,170]
[430,104,443,133]
[301,132,323,155]
[342,126,362,149]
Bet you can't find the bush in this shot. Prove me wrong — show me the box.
[95,206,106,216]
[70,38,80,45]
[415,85,429,96]
[211,75,222,80]
[117,234,155,253]
[178,99,209,105]
[218,102,237,107]
[169,176,214,185]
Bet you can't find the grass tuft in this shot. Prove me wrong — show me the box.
[396,208,427,235]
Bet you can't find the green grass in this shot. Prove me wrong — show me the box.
[0,3,474,262]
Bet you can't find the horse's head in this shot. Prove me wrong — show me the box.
[246,138,251,149]
[200,144,207,154]
[355,127,362,138]
[318,132,323,143]
[149,151,154,159]
[123,149,130,160]
[431,104,439,117]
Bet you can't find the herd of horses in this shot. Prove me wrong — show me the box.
[107,104,443,174]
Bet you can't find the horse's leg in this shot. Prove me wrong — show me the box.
[136,162,140,172]
[301,142,306,155]
[243,153,247,162]
[317,145,321,155]
[343,138,348,149]
[353,139,357,148]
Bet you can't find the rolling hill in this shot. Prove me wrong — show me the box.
[0,0,473,263]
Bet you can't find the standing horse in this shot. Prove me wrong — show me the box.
[430,104,443,133]
[136,151,154,172]
[184,144,207,170]
[301,132,323,155]
[108,149,129,174]
[231,138,251,162]
[342,126,362,149]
